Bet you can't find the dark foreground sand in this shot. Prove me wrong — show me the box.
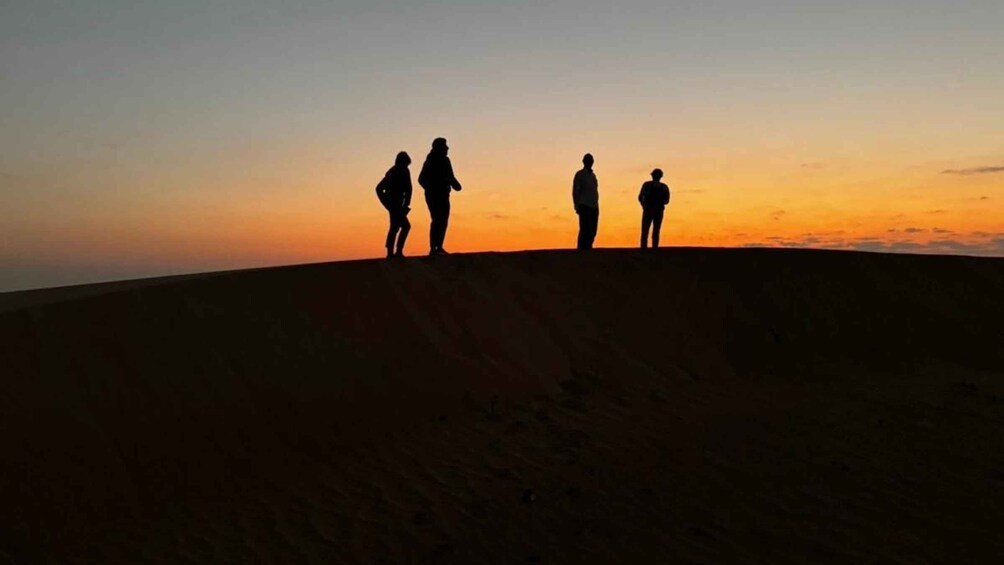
[2,248,1003,563]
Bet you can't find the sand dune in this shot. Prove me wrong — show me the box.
[1,248,1002,563]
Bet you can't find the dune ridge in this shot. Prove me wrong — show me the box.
[2,248,1003,563]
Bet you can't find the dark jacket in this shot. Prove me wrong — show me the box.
[418,152,460,198]
[638,181,670,209]
[376,165,412,210]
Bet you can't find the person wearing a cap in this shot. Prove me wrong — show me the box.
[418,137,463,255]
[572,153,600,250]
[637,168,671,249]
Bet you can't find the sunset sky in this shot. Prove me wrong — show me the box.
[2,1,1003,291]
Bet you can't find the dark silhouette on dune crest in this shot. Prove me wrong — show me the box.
[573,153,599,249]
[638,168,671,249]
[2,248,1003,562]
[376,151,413,258]
[418,137,463,256]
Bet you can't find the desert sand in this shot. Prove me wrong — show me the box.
[1,248,1002,563]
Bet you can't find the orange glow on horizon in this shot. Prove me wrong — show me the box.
[9,151,999,273]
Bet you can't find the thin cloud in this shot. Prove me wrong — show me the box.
[740,231,1004,257]
[859,241,928,254]
[941,166,1004,176]
[925,239,1004,255]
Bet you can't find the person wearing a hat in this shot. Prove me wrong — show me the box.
[637,168,671,249]
[418,137,463,255]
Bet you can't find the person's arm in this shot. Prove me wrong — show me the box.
[638,183,647,206]
[404,172,413,209]
[663,184,670,206]
[447,158,462,191]
[417,161,429,190]
[572,172,582,212]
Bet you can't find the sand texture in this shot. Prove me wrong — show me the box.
[1,248,1003,563]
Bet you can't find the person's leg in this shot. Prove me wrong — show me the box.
[425,193,440,252]
[590,208,599,248]
[432,203,444,251]
[438,198,451,251]
[396,212,411,255]
[577,211,587,249]
[584,208,598,249]
[386,210,399,256]
[641,209,652,249]
[652,208,664,248]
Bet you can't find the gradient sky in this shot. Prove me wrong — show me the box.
[2,0,1003,291]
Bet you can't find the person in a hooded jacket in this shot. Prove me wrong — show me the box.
[418,137,462,255]
[375,151,413,258]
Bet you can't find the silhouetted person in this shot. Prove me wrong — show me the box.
[376,151,413,258]
[638,168,671,249]
[572,153,599,249]
[418,137,462,255]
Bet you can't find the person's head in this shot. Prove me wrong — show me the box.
[583,153,594,169]
[396,151,411,167]
[651,168,663,181]
[432,137,449,156]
